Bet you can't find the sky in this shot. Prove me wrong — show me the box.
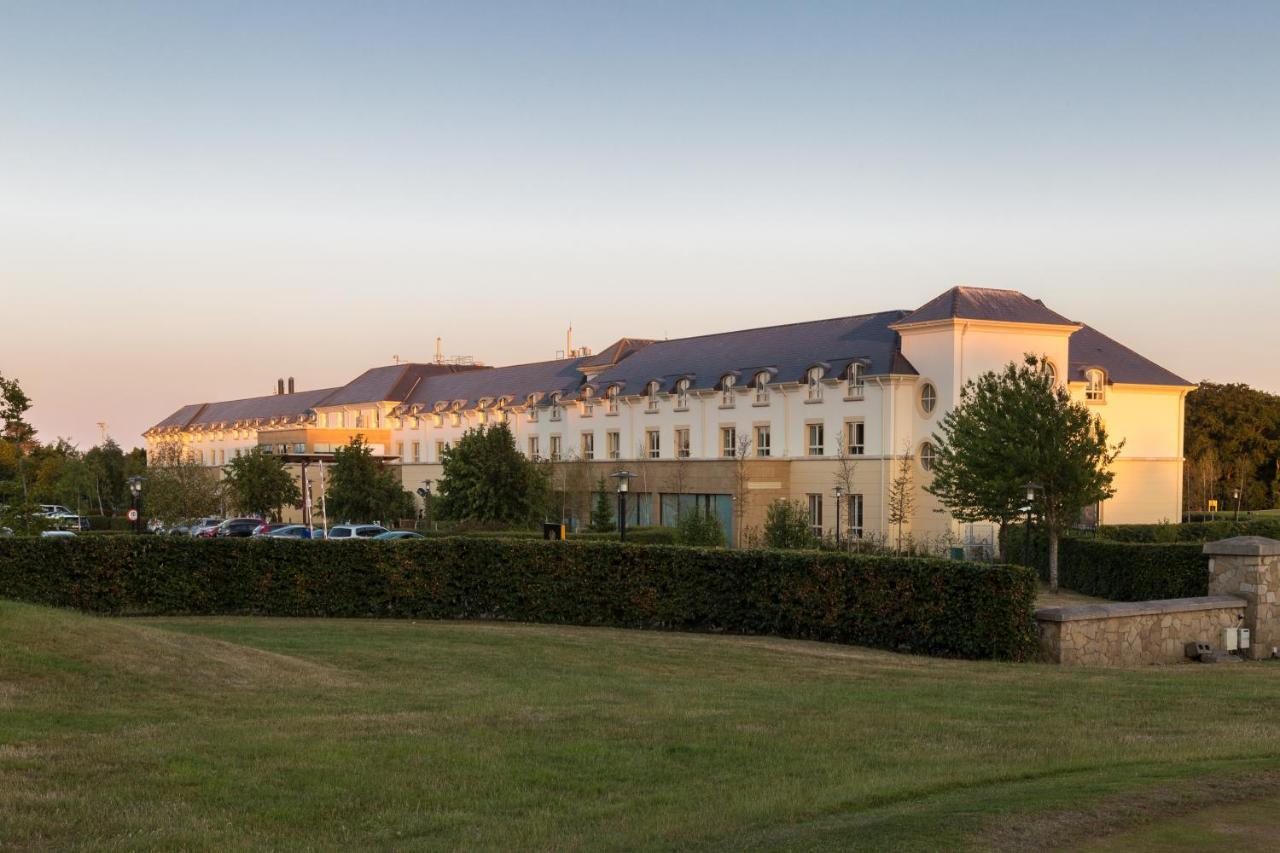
[1,1,1277,450]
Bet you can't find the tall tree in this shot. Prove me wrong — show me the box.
[589,477,615,532]
[144,444,223,524]
[326,435,413,524]
[435,423,548,525]
[0,371,36,502]
[928,355,1121,591]
[223,448,301,520]
[1184,382,1280,511]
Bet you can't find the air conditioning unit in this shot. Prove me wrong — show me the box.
[1221,626,1240,652]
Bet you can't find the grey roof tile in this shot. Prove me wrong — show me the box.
[1069,324,1191,386]
[897,286,1077,327]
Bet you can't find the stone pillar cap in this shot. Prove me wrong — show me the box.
[1203,536,1280,557]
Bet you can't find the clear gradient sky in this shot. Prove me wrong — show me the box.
[1,1,1277,450]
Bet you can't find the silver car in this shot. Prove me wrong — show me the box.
[326,524,388,540]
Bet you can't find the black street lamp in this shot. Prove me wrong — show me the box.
[834,484,844,550]
[416,479,434,530]
[610,471,637,542]
[1022,482,1041,568]
[127,475,145,534]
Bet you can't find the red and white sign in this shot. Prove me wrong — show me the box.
[126,509,139,522]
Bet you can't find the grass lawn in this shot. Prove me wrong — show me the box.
[6,602,1280,850]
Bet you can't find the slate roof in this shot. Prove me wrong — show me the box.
[578,338,658,371]
[896,286,1078,327]
[1068,324,1191,387]
[149,387,341,432]
[404,357,591,409]
[320,363,485,407]
[590,310,916,394]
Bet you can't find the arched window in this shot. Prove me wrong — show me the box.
[581,387,594,417]
[919,441,937,472]
[1044,360,1058,386]
[721,375,736,407]
[920,383,937,415]
[806,367,824,401]
[755,371,770,404]
[646,381,660,411]
[549,393,563,421]
[847,363,865,399]
[606,385,619,415]
[1086,368,1106,402]
[676,378,690,409]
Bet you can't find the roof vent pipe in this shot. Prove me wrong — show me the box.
[277,378,285,396]
[288,377,295,394]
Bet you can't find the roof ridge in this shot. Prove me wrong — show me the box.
[630,309,911,348]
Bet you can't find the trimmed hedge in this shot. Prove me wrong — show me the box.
[1095,519,1280,543]
[0,537,1038,661]
[1004,526,1209,600]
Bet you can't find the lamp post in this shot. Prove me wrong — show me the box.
[610,471,637,542]
[1233,487,1241,522]
[834,484,844,550]
[1022,482,1041,568]
[416,479,434,530]
[127,475,144,535]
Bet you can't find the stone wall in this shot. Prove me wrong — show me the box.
[1036,596,1246,666]
[1206,536,1280,660]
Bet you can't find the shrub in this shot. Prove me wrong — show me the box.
[1095,519,1280,543]
[0,537,1038,660]
[763,500,818,550]
[1003,525,1208,600]
[676,508,725,547]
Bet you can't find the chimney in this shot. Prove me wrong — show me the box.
[435,337,443,363]
[567,324,573,357]
[287,377,295,394]
[277,378,285,396]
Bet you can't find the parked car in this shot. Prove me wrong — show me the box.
[190,518,223,538]
[47,513,89,531]
[252,523,294,537]
[40,530,77,538]
[262,525,324,539]
[216,518,269,538]
[327,524,388,540]
[167,524,191,537]
[38,504,73,517]
[374,530,424,541]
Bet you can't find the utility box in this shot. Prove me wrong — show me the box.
[1221,627,1240,652]
[1240,628,1252,650]
[542,522,566,541]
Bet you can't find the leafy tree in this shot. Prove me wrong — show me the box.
[0,371,36,447]
[928,355,1121,591]
[223,448,301,520]
[1184,382,1280,512]
[144,443,223,524]
[327,435,413,524]
[589,478,615,532]
[436,424,548,525]
[676,507,725,547]
[886,442,916,553]
[762,499,817,550]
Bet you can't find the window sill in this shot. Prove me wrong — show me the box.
[751,401,770,407]
[804,398,823,405]
[843,395,865,402]
[718,404,737,411]
[673,407,690,413]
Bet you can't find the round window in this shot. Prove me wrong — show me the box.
[920,441,937,472]
[920,383,937,415]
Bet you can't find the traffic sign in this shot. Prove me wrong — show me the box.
[127,509,139,522]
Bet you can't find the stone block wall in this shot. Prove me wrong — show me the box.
[1036,596,1246,666]
[1206,536,1280,660]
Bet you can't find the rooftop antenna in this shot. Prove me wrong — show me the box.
[435,337,443,364]
[393,354,401,365]
[567,323,573,357]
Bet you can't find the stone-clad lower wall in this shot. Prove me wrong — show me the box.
[1036,596,1247,666]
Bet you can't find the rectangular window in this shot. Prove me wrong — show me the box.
[807,369,823,401]
[807,493,823,537]
[807,422,825,456]
[550,435,562,461]
[435,441,445,461]
[647,429,661,459]
[396,441,405,460]
[527,406,539,422]
[675,428,690,458]
[607,431,621,460]
[581,432,594,460]
[755,425,771,457]
[755,380,769,405]
[646,387,659,412]
[550,404,562,422]
[528,436,540,460]
[846,421,865,455]
[847,493,864,539]
[219,449,226,465]
[411,442,421,462]
[606,392,618,415]
[292,443,305,454]
[721,426,736,458]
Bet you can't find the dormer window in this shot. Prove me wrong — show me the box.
[606,385,619,415]
[721,375,736,407]
[580,387,594,417]
[1085,368,1106,402]
[550,393,563,421]
[806,367,824,401]
[526,394,540,422]
[646,381,660,412]
[847,363,865,399]
[675,378,690,409]
[755,372,770,404]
